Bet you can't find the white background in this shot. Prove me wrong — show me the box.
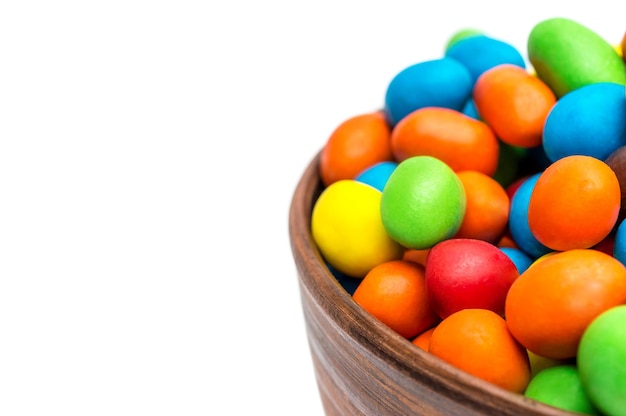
[0,1,623,415]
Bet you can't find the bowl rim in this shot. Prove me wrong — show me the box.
[289,151,575,416]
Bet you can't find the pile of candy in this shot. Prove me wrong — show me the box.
[310,17,626,416]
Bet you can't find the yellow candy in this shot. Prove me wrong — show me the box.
[528,251,557,268]
[311,180,404,278]
[527,350,569,378]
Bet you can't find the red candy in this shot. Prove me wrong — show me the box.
[424,238,519,319]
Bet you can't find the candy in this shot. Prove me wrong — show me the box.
[499,247,533,274]
[445,35,526,83]
[614,219,626,267]
[460,98,480,119]
[444,28,483,51]
[326,263,361,296]
[353,260,439,339]
[526,350,569,378]
[578,305,626,416]
[425,238,519,319]
[543,82,626,162]
[453,170,510,244]
[402,248,430,267]
[383,57,472,125]
[524,365,599,414]
[505,249,626,359]
[380,155,466,250]
[473,64,556,148]
[319,111,393,187]
[428,308,531,394]
[411,327,436,351]
[311,179,404,277]
[527,155,620,251]
[354,161,397,192]
[527,17,626,98]
[507,173,552,259]
[390,107,500,176]
[604,145,626,222]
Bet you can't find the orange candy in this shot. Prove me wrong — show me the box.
[527,155,621,251]
[353,260,439,339]
[390,107,499,176]
[505,249,626,359]
[411,327,436,351]
[473,64,556,148]
[319,111,393,187]
[402,248,430,267]
[454,170,510,244]
[497,232,518,249]
[429,308,531,393]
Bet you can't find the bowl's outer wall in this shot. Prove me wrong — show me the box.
[289,153,575,416]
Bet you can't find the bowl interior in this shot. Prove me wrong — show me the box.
[289,151,575,416]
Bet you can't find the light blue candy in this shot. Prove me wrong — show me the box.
[461,98,480,120]
[384,57,473,126]
[445,35,526,84]
[543,82,626,162]
[614,219,626,267]
[499,247,533,274]
[508,173,552,259]
[354,161,398,192]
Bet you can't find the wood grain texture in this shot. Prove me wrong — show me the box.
[289,152,576,416]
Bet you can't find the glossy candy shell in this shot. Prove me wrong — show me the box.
[289,152,574,416]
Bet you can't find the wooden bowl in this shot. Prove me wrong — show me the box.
[288,152,575,416]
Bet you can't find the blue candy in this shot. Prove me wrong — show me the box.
[354,161,398,192]
[499,247,534,274]
[445,35,526,84]
[384,57,473,126]
[508,173,552,259]
[543,82,626,162]
[614,219,626,267]
[326,263,361,296]
[461,98,480,120]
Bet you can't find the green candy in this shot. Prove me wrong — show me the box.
[528,17,626,98]
[380,156,465,250]
[524,365,600,415]
[578,305,626,416]
[445,28,484,51]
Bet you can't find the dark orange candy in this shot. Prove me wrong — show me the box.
[390,107,499,176]
[402,248,430,267]
[527,155,620,251]
[411,327,436,351]
[505,249,626,359]
[473,64,556,148]
[319,111,393,187]
[429,308,531,393]
[353,260,439,339]
[454,170,510,244]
